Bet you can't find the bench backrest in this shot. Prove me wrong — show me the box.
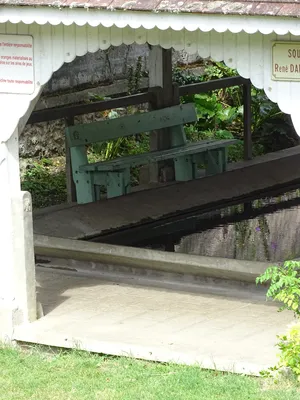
[66,103,197,148]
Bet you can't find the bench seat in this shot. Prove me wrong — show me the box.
[77,139,238,200]
[80,139,238,173]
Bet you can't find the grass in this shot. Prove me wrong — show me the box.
[0,346,299,400]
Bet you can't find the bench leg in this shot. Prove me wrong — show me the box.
[192,153,205,178]
[222,148,229,172]
[206,149,225,176]
[174,156,195,181]
[107,169,130,198]
[124,168,131,194]
[74,171,96,204]
[95,185,102,201]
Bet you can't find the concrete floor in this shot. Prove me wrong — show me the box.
[14,267,294,376]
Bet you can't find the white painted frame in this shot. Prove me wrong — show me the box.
[1,14,300,337]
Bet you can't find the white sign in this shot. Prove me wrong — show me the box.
[0,34,34,94]
[272,41,300,81]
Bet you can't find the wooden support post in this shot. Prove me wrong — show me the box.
[149,46,173,153]
[243,80,252,160]
[148,46,179,183]
[65,116,77,203]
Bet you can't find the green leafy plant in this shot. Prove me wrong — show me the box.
[21,159,67,208]
[88,60,296,173]
[257,262,300,382]
[173,66,204,86]
[191,93,242,135]
[234,219,252,259]
[175,62,244,161]
[260,322,300,382]
[276,322,300,380]
[256,260,300,316]
[128,56,144,95]
[175,60,297,162]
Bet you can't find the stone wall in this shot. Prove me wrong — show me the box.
[176,199,300,262]
[43,44,149,94]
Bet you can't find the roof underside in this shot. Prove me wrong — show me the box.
[1,0,300,18]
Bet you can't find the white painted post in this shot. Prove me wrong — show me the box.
[12,191,37,323]
[0,128,36,340]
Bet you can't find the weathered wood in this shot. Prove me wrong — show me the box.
[66,96,238,202]
[149,46,175,182]
[27,77,247,126]
[173,155,194,181]
[207,149,225,175]
[79,139,238,172]
[75,137,237,200]
[65,116,77,203]
[179,77,248,96]
[33,146,300,240]
[66,104,197,147]
[67,102,198,202]
[107,171,129,198]
[243,80,252,160]
[27,91,153,125]
[70,145,95,204]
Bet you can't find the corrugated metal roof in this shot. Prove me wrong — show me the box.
[1,0,300,18]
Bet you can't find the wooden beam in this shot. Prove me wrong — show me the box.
[148,46,177,182]
[26,77,247,126]
[65,116,77,203]
[27,91,152,125]
[149,46,174,150]
[179,76,248,96]
[243,80,252,160]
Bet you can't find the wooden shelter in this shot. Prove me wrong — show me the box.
[1,0,300,337]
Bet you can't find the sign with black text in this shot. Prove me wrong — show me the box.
[0,34,34,94]
[272,41,300,81]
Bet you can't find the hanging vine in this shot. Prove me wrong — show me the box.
[233,203,251,259]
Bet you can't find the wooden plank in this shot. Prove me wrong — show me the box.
[79,139,239,172]
[179,76,248,96]
[66,103,197,147]
[27,91,153,125]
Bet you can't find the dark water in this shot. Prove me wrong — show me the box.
[137,190,300,263]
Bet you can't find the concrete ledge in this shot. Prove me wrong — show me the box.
[0,304,27,342]
[34,234,269,283]
[13,327,266,376]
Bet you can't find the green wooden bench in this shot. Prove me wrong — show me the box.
[66,103,238,204]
